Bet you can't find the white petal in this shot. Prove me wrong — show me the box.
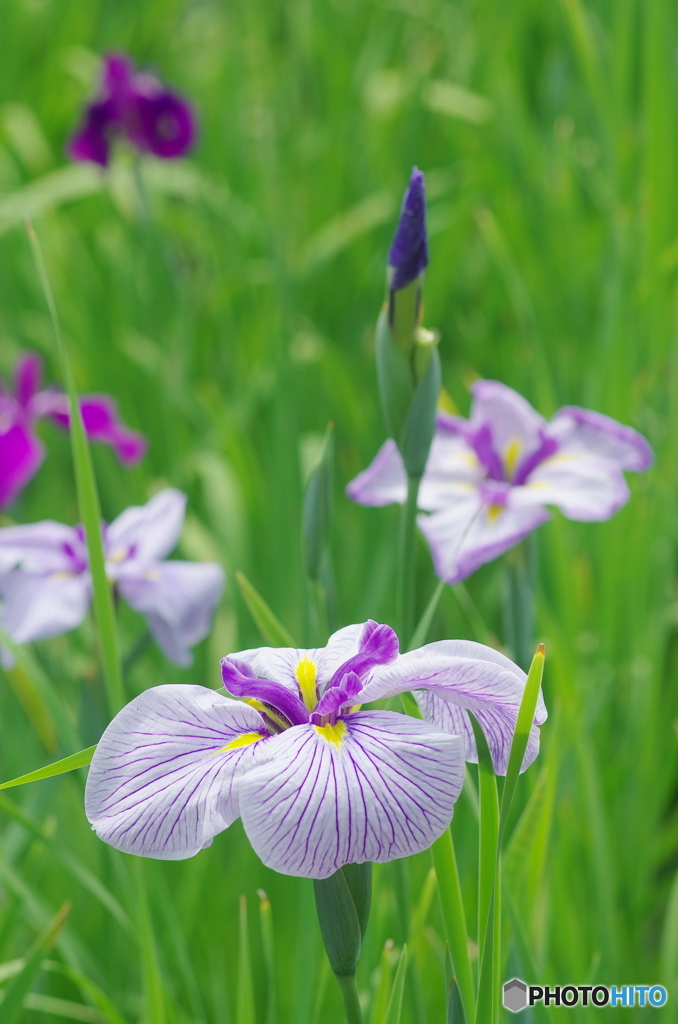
[0,521,82,574]
[418,499,549,584]
[0,571,90,643]
[106,489,187,567]
[359,640,547,775]
[548,406,653,472]
[117,561,225,667]
[239,711,464,878]
[469,380,546,467]
[514,451,629,521]
[85,684,274,859]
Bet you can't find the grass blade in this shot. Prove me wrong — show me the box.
[381,944,407,1024]
[236,571,297,646]
[0,902,70,1024]
[237,895,255,1024]
[26,219,124,717]
[431,829,474,1021]
[258,890,277,1024]
[0,745,96,790]
[498,645,546,846]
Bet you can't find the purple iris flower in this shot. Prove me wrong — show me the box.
[69,53,196,168]
[84,619,546,877]
[348,380,653,584]
[0,489,224,667]
[389,167,429,291]
[0,352,146,509]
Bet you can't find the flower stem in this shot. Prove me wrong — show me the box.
[431,828,475,1021]
[26,220,125,718]
[502,536,536,671]
[336,974,363,1024]
[397,474,421,646]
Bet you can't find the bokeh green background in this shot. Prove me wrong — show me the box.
[0,0,676,1020]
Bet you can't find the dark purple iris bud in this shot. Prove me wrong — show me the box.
[68,52,196,167]
[388,167,429,291]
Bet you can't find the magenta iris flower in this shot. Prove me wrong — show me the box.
[84,620,545,876]
[0,489,224,667]
[348,380,653,584]
[69,53,196,168]
[0,352,146,509]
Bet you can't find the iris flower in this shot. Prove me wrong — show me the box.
[69,53,196,167]
[84,620,545,878]
[0,352,146,509]
[348,380,653,584]
[0,489,224,667]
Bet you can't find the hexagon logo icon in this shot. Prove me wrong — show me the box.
[503,978,528,1013]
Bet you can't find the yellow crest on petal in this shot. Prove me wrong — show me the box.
[314,720,348,748]
[296,658,318,711]
[214,731,265,754]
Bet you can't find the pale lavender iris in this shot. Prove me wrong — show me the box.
[69,53,196,168]
[0,352,146,509]
[84,619,546,878]
[0,489,223,667]
[389,167,428,291]
[348,380,653,584]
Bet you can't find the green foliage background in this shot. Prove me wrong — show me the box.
[0,0,676,1020]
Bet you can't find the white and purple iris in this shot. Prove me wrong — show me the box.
[0,352,146,509]
[348,380,653,584]
[85,620,545,878]
[0,489,223,667]
[69,53,196,168]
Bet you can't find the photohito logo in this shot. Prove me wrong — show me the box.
[502,978,668,1011]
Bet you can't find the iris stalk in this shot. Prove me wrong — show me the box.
[26,220,125,716]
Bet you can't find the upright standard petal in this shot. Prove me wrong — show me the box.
[0,423,44,509]
[116,560,225,667]
[14,352,42,408]
[106,489,187,567]
[358,639,547,774]
[68,99,117,166]
[85,685,273,859]
[0,571,91,644]
[239,711,463,878]
[467,381,547,480]
[547,406,653,472]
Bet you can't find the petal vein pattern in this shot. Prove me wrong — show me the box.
[239,711,463,879]
[85,685,273,859]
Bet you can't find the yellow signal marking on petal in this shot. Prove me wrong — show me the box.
[295,658,318,712]
[314,721,348,748]
[213,732,265,754]
[244,699,288,731]
[487,504,503,523]
[504,438,521,479]
[50,571,74,582]
[349,704,362,713]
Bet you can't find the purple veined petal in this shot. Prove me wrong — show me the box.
[468,381,547,482]
[388,168,429,291]
[239,710,464,879]
[0,423,44,509]
[67,98,117,167]
[105,489,187,567]
[14,353,43,409]
[512,451,630,522]
[418,498,550,584]
[131,92,196,159]
[0,570,91,644]
[116,560,225,667]
[547,406,653,473]
[44,393,147,466]
[85,684,275,859]
[358,639,546,775]
[0,520,84,574]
